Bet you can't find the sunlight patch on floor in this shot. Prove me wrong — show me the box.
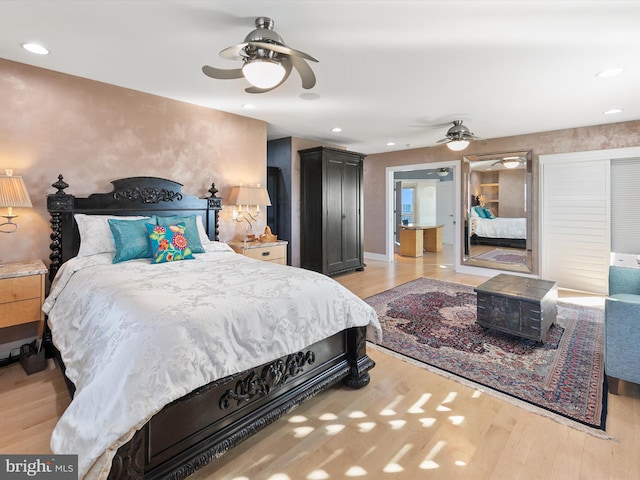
[408,393,432,413]
[419,440,447,470]
[383,443,413,473]
[345,466,367,476]
[307,470,329,480]
[357,422,376,433]
[380,395,405,416]
[348,410,367,418]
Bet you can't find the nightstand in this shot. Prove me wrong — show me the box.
[0,259,48,340]
[228,240,288,265]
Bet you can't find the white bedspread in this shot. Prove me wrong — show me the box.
[474,216,526,239]
[42,245,381,480]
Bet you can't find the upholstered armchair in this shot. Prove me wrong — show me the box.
[605,265,640,394]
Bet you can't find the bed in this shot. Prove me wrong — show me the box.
[469,202,526,249]
[44,175,381,480]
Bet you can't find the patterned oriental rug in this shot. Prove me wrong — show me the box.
[474,248,527,265]
[365,278,607,433]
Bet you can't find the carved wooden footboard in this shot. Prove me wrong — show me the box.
[108,327,373,480]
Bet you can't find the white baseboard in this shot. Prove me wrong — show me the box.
[364,251,391,262]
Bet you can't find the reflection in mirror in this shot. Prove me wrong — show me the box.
[462,150,534,274]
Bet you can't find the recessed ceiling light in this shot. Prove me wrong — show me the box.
[596,68,623,78]
[241,103,256,109]
[331,127,342,133]
[604,108,623,115]
[21,43,49,55]
[386,142,396,146]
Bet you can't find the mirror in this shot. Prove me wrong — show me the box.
[462,150,534,274]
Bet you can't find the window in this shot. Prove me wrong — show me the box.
[401,187,414,224]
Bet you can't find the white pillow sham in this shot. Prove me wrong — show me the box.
[195,215,212,245]
[75,214,151,257]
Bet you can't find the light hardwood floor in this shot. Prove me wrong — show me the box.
[1,247,639,479]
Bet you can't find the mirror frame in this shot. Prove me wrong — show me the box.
[461,150,535,274]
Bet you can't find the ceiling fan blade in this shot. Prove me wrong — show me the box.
[219,43,248,60]
[244,58,293,93]
[202,65,244,79]
[248,42,318,62]
[436,138,450,144]
[290,56,316,89]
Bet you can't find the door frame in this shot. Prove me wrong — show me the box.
[385,160,460,263]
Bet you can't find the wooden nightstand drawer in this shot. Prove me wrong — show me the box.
[0,275,42,303]
[0,298,42,328]
[243,245,286,263]
[0,259,48,339]
[228,241,288,265]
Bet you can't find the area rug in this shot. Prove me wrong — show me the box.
[365,277,607,433]
[474,248,527,265]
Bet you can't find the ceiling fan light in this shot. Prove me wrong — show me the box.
[447,140,469,151]
[242,59,286,89]
[502,159,520,169]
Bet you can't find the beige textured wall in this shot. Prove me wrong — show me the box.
[364,120,640,256]
[0,59,267,268]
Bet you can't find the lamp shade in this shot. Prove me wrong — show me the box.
[228,186,272,206]
[0,174,32,208]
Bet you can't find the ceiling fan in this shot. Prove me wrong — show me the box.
[436,120,487,151]
[202,17,318,94]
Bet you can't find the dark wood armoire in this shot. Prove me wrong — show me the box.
[299,146,366,275]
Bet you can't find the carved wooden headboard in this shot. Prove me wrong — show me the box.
[46,175,222,281]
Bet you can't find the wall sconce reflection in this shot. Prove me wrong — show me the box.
[228,185,271,239]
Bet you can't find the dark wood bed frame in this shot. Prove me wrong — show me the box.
[45,175,375,480]
[469,195,526,249]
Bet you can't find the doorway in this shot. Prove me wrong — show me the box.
[385,161,460,263]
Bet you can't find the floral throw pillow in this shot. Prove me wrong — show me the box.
[146,223,194,264]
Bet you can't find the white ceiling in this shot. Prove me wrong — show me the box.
[1,1,639,155]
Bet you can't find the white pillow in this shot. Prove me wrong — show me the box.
[203,241,235,253]
[75,214,151,257]
[196,215,212,245]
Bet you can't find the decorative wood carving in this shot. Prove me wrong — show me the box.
[48,212,62,282]
[107,429,145,480]
[52,174,69,195]
[113,187,183,204]
[220,351,316,410]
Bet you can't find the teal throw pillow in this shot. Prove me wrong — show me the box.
[483,207,495,219]
[108,217,157,263]
[474,206,488,218]
[155,215,205,253]
[146,222,194,264]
